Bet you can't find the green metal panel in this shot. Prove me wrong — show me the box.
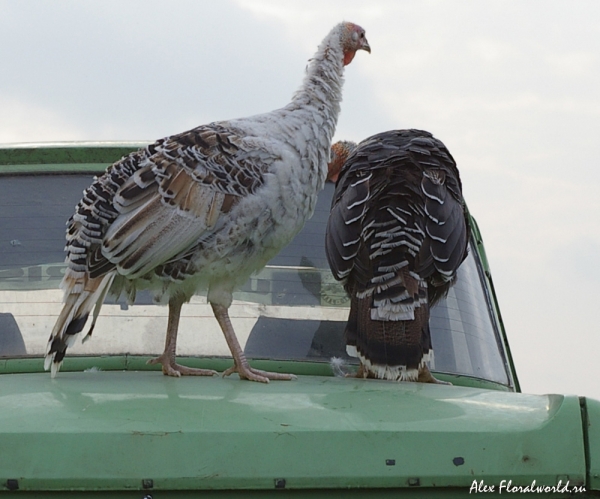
[583,397,600,490]
[0,142,145,174]
[0,141,146,164]
[0,371,586,494]
[0,356,512,392]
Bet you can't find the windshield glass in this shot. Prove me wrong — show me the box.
[0,172,511,386]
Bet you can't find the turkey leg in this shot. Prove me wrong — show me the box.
[211,303,297,383]
[147,296,218,377]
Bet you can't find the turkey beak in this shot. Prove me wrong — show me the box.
[361,38,371,54]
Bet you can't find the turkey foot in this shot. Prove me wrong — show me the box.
[211,302,297,383]
[418,365,452,385]
[222,361,297,383]
[147,354,218,378]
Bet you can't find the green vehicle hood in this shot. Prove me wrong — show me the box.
[0,370,586,494]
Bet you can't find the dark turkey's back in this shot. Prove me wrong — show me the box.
[325,129,469,380]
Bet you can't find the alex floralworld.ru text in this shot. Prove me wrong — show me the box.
[469,479,586,494]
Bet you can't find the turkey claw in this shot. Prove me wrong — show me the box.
[418,365,452,385]
[147,356,218,377]
[222,363,297,383]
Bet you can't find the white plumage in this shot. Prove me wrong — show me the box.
[46,21,370,381]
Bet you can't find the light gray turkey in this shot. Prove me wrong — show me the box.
[46,21,370,381]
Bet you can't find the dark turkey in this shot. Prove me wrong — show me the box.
[325,129,469,382]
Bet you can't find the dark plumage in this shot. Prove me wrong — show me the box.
[325,129,469,382]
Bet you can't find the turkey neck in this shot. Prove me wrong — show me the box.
[286,26,346,187]
[291,27,345,120]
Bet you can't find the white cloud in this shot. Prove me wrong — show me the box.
[545,51,598,77]
[468,38,520,64]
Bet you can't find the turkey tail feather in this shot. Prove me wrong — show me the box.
[45,271,116,377]
[346,289,432,381]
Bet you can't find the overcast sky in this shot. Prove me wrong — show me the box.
[1,0,599,400]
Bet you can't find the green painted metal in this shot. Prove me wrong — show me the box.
[0,356,512,392]
[0,371,588,494]
[0,141,146,164]
[583,397,600,489]
[0,141,146,175]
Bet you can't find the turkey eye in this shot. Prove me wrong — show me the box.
[360,32,364,38]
